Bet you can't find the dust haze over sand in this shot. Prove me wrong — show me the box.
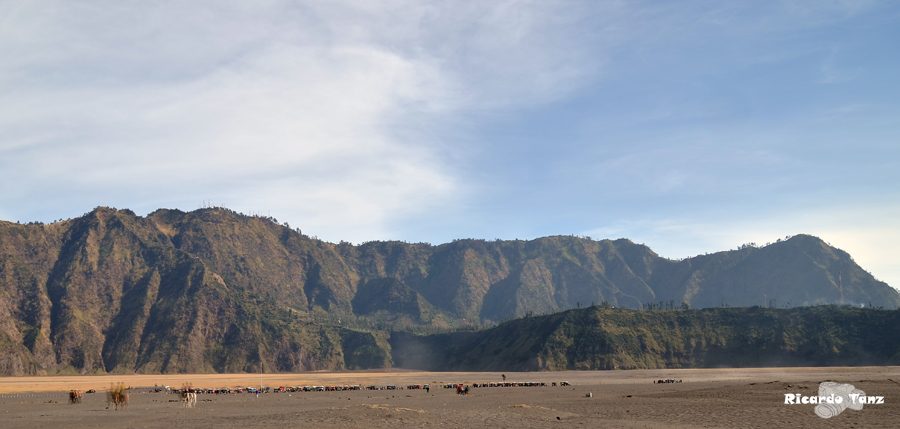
[1,367,898,428]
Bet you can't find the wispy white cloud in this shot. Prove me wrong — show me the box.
[0,0,615,240]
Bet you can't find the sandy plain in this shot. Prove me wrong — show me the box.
[0,367,897,428]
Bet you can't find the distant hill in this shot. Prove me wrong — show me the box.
[390,306,900,371]
[0,206,897,375]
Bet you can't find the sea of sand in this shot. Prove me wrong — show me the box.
[1,367,897,428]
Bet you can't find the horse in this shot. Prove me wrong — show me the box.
[69,390,83,404]
[107,390,129,410]
[181,391,197,408]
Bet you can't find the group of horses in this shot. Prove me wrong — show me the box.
[654,379,683,384]
[69,385,201,410]
[68,383,129,410]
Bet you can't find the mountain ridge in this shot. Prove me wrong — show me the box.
[0,206,896,375]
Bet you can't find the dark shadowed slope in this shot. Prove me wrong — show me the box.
[390,306,900,371]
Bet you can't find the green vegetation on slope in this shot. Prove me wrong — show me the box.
[390,306,900,371]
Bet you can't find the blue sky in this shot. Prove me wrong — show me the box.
[1,1,898,287]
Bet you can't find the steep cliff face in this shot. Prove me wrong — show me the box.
[0,208,375,375]
[351,277,436,322]
[0,206,896,375]
[0,218,66,375]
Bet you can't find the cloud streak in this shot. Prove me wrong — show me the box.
[1,0,898,286]
[0,0,619,239]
